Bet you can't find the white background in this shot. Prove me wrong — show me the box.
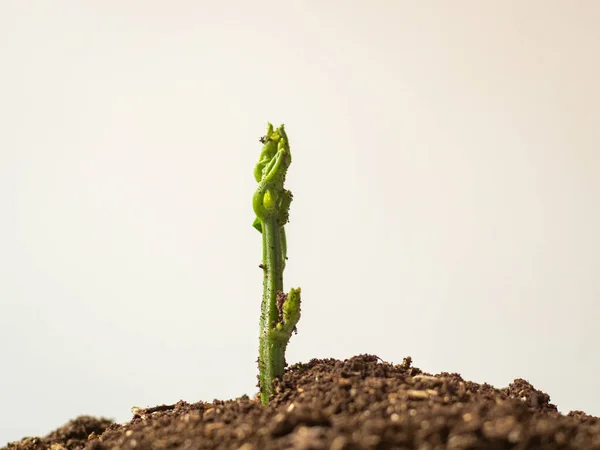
[1,1,599,445]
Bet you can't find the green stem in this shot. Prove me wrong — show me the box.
[263,220,284,327]
[253,123,301,404]
[258,219,284,400]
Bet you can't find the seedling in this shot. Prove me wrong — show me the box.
[253,123,301,404]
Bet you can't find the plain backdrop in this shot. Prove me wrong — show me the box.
[1,1,599,445]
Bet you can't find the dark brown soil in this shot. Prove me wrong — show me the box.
[5,355,600,450]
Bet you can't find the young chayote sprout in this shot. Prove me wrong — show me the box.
[253,123,301,404]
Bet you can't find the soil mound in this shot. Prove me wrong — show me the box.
[5,355,600,449]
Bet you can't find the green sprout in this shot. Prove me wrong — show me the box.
[253,123,301,404]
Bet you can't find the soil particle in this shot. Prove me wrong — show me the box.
[5,355,600,450]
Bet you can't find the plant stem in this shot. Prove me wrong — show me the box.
[258,219,283,391]
[253,123,301,404]
[263,219,284,334]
